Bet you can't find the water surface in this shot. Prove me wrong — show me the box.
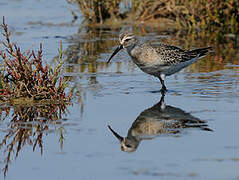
[0,1,239,180]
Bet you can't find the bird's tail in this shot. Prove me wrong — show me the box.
[189,47,213,58]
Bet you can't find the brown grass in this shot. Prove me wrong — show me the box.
[68,0,239,32]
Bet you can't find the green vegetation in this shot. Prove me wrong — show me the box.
[68,0,239,32]
[0,17,71,104]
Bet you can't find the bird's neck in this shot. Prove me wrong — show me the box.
[125,43,136,55]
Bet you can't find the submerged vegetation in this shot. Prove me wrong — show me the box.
[61,24,238,115]
[0,17,71,104]
[68,0,239,32]
[64,25,238,74]
[0,103,68,177]
[65,0,238,100]
[0,0,238,179]
[0,18,70,177]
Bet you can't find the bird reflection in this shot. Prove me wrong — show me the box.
[108,94,212,152]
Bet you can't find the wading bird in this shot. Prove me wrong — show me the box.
[107,32,212,93]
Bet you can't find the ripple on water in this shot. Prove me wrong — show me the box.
[181,68,239,99]
[1,1,239,179]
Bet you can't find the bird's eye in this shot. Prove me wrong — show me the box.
[126,144,131,148]
[125,39,130,42]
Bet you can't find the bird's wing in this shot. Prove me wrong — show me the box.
[154,44,211,66]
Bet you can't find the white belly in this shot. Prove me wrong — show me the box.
[138,57,200,77]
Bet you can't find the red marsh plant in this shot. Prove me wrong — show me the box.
[0,104,67,177]
[0,17,71,104]
[0,17,71,178]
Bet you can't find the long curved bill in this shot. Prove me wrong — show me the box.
[107,125,123,142]
[107,44,123,63]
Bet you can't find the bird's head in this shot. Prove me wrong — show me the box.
[107,32,137,63]
[108,125,138,152]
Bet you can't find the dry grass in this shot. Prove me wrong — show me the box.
[68,0,239,32]
[67,0,122,24]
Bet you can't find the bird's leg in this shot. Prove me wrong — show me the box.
[159,92,166,110]
[159,74,167,94]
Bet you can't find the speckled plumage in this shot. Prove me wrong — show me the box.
[107,32,212,93]
[108,94,212,152]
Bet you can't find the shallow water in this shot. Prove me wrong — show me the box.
[0,0,239,180]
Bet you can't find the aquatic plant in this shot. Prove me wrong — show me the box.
[0,104,67,177]
[0,17,71,177]
[164,29,239,73]
[0,17,71,104]
[68,0,239,32]
[62,23,238,111]
[67,0,122,24]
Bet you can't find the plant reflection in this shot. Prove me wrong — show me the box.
[0,103,68,177]
[108,94,212,152]
[65,25,238,72]
[62,25,238,118]
[163,30,238,73]
[64,25,238,98]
